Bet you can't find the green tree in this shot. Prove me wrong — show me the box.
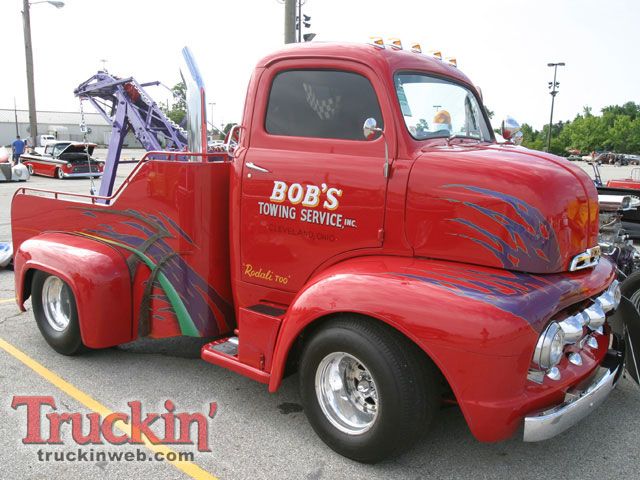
[161,81,187,125]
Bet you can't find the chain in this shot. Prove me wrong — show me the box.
[79,98,96,195]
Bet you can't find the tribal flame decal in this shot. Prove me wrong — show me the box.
[390,265,580,332]
[74,208,234,338]
[442,184,561,272]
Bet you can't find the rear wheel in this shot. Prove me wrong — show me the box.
[299,316,437,463]
[26,164,33,175]
[31,270,84,355]
[55,168,64,179]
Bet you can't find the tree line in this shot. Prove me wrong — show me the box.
[520,102,640,156]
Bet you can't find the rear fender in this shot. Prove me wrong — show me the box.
[15,232,133,348]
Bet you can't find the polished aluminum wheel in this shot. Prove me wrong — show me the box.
[631,289,640,313]
[41,276,72,332]
[315,352,379,435]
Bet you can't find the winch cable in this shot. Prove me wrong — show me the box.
[79,98,96,196]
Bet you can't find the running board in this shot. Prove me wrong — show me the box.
[201,336,270,384]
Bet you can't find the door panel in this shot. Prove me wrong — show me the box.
[240,145,386,292]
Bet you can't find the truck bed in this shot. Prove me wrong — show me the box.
[11,156,235,338]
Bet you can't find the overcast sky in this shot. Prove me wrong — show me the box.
[1,0,638,130]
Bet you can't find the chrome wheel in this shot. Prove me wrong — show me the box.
[41,276,73,332]
[56,168,64,179]
[631,289,640,312]
[315,352,379,435]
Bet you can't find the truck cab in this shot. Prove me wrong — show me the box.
[11,42,635,463]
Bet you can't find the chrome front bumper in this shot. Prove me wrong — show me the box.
[523,350,623,442]
[62,172,103,178]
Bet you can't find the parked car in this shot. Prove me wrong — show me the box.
[20,141,104,179]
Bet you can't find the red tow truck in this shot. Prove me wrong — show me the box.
[11,41,639,462]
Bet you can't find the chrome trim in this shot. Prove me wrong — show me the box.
[596,293,615,314]
[569,246,601,271]
[568,352,583,366]
[558,315,583,344]
[582,302,605,328]
[62,172,104,178]
[245,162,270,173]
[546,366,561,381]
[523,360,621,442]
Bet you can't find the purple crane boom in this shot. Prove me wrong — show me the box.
[74,73,188,197]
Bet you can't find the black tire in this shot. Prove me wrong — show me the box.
[622,271,640,312]
[299,315,437,463]
[26,164,33,175]
[31,270,85,355]
[55,168,64,179]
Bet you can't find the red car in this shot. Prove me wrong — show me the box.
[20,141,104,179]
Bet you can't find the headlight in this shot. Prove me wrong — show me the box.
[66,163,72,168]
[533,322,565,369]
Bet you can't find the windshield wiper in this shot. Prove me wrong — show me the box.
[446,134,482,146]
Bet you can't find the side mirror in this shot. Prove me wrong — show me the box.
[363,117,382,140]
[501,116,523,145]
[362,118,390,178]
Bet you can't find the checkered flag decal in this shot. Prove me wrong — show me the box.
[303,83,341,120]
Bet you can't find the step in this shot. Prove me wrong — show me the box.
[201,336,270,384]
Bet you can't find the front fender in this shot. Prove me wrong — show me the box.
[15,232,133,348]
[268,255,615,441]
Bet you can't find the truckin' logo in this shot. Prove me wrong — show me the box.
[257,180,357,230]
[11,396,217,452]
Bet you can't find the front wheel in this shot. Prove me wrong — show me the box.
[31,270,85,355]
[26,164,33,175]
[622,270,640,312]
[55,168,64,179]
[299,316,437,463]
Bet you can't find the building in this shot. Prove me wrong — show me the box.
[0,108,141,147]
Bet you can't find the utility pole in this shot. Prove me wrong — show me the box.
[546,62,565,152]
[22,0,37,147]
[284,0,296,44]
[297,0,302,43]
[13,98,19,137]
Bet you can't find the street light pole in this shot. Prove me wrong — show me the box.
[546,62,565,152]
[21,0,65,148]
[22,0,37,147]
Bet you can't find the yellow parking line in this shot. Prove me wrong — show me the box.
[0,298,16,304]
[0,337,218,480]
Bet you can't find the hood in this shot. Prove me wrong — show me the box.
[405,144,599,274]
[60,143,95,156]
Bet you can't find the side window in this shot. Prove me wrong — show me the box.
[265,70,383,140]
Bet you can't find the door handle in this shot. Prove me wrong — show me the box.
[246,162,271,173]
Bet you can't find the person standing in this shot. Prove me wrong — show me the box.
[12,135,25,163]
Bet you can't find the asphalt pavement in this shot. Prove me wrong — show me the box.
[0,154,638,480]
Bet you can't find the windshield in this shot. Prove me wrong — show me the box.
[395,73,491,141]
